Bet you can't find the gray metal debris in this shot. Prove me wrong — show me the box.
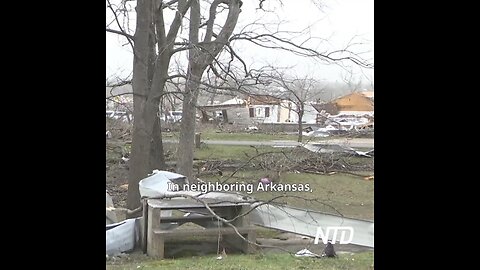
[106,191,118,225]
[295,248,321,258]
[106,218,141,256]
[303,143,374,158]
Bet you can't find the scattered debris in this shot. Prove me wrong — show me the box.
[303,125,342,137]
[106,190,114,208]
[258,177,271,185]
[295,248,322,258]
[105,252,129,261]
[303,143,373,158]
[106,191,118,225]
[322,241,337,258]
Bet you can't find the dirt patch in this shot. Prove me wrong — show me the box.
[106,139,130,208]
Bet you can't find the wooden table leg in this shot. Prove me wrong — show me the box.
[147,203,164,258]
[240,204,256,253]
[223,205,256,254]
[141,199,148,253]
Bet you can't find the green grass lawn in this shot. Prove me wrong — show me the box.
[193,144,373,220]
[114,143,373,221]
[163,131,298,141]
[200,131,298,141]
[106,251,374,270]
[201,170,373,221]
[162,129,334,142]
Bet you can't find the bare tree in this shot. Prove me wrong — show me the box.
[175,0,243,182]
[106,0,373,211]
[266,70,325,142]
[341,69,367,93]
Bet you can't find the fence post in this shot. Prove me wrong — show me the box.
[195,133,201,148]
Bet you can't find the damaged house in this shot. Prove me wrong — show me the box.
[198,95,283,126]
[198,95,320,127]
[314,91,374,116]
[313,91,374,129]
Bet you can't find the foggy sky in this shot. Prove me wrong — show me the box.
[106,0,373,84]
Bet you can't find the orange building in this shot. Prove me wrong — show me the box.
[334,92,374,113]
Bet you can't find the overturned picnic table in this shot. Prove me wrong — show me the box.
[142,198,256,258]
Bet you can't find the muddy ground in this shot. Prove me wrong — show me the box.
[106,161,129,209]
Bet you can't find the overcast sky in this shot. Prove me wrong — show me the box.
[106,0,373,84]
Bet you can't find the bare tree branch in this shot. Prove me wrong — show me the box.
[204,0,229,42]
[106,0,134,51]
[106,27,134,41]
[230,33,372,68]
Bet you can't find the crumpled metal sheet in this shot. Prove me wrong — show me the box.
[303,143,373,157]
[106,218,141,255]
[295,248,321,258]
[250,203,374,248]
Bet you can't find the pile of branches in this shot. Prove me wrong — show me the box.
[106,118,132,140]
[255,148,373,175]
[195,147,373,178]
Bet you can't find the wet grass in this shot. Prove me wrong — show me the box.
[193,144,373,220]
[202,170,373,221]
[162,129,334,142]
[106,251,374,270]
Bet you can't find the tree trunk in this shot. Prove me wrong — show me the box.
[129,89,165,211]
[147,6,165,172]
[147,60,169,172]
[298,109,304,143]
[149,110,166,170]
[175,0,241,180]
[127,0,189,211]
[176,70,202,181]
[127,0,152,211]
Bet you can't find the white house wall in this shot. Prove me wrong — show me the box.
[221,102,322,125]
[226,107,252,125]
[302,104,320,124]
[250,105,279,124]
[278,102,319,124]
[279,101,294,123]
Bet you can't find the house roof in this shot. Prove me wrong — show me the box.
[247,95,282,105]
[198,97,246,111]
[334,92,374,111]
[220,97,246,105]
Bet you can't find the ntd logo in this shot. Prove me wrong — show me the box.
[314,226,354,244]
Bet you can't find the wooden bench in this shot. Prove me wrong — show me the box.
[143,198,256,258]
